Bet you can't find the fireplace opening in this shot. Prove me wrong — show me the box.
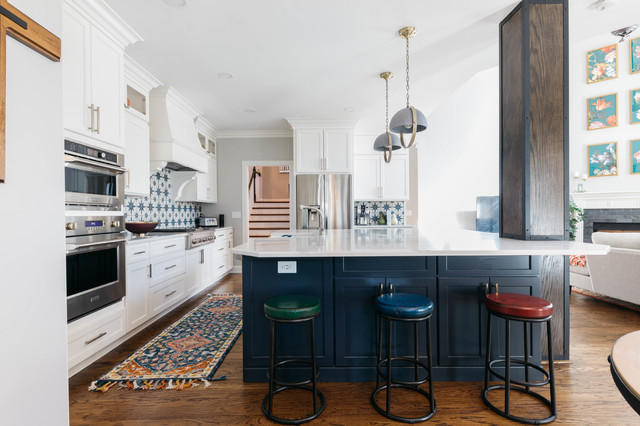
[593,222,640,233]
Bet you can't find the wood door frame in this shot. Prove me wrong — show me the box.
[241,160,293,243]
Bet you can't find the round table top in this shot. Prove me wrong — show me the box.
[611,330,640,401]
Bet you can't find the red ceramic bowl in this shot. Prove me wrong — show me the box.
[125,221,158,236]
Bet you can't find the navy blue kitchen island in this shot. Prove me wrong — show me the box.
[233,229,608,382]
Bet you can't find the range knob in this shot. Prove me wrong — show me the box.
[65,222,77,230]
[209,236,214,241]
[110,220,120,227]
[100,152,106,159]
[192,238,200,244]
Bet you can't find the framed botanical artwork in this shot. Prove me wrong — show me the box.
[631,89,640,124]
[587,93,617,130]
[587,44,617,83]
[588,142,618,177]
[631,139,640,174]
[631,37,640,74]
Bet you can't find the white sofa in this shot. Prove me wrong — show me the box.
[571,232,640,306]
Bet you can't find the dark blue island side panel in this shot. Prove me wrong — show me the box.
[242,255,541,383]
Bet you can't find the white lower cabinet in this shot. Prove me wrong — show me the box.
[126,259,150,331]
[185,243,213,294]
[150,274,185,316]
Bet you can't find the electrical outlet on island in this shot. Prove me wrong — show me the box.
[277,261,297,274]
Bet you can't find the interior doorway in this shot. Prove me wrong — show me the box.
[242,161,293,241]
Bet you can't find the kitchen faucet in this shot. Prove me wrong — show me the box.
[299,204,325,234]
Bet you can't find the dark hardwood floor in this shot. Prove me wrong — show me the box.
[69,274,640,424]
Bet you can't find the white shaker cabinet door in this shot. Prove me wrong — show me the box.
[90,28,123,148]
[324,129,352,173]
[295,130,324,173]
[62,7,91,136]
[354,155,380,200]
[381,154,409,200]
[125,261,150,332]
[124,112,150,196]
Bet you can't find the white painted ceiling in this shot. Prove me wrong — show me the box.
[105,0,640,134]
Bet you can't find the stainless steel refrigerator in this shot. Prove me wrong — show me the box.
[296,174,352,230]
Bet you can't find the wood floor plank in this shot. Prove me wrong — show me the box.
[68,275,640,424]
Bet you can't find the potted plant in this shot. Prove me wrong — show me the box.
[569,200,585,241]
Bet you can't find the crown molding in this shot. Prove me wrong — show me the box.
[65,0,143,49]
[285,118,359,130]
[217,129,293,139]
[195,116,219,139]
[124,55,162,92]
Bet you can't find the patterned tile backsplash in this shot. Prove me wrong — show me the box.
[354,201,405,226]
[124,169,201,229]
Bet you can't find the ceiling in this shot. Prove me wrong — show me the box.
[105,0,640,135]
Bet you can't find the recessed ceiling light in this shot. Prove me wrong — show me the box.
[164,0,186,7]
[217,72,234,79]
[244,109,256,113]
[344,107,356,112]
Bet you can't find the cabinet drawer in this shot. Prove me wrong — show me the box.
[437,256,539,276]
[150,253,185,287]
[126,242,150,264]
[212,241,228,259]
[212,256,227,277]
[150,275,185,316]
[215,228,230,240]
[150,236,186,258]
[67,301,125,369]
[334,256,435,277]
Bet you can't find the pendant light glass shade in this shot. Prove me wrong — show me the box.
[390,26,427,149]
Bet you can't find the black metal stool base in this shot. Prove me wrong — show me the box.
[371,383,436,424]
[483,384,556,425]
[262,385,326,425]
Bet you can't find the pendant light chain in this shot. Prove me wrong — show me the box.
[405,35,410,108]
[385,77,390,132]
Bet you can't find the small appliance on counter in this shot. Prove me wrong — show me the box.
[196,215,217,227]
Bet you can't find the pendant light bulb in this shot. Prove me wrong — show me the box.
[389,26,427,149]
[373,72,401,163]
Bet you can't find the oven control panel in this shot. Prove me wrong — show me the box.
[65,216,124,237]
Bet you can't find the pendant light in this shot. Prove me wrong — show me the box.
[373,72,401,163]
[389,26,427,149]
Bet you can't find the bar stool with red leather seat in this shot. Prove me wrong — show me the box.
[483,286,557,424]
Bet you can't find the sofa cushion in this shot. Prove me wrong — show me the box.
[592,232,640,250]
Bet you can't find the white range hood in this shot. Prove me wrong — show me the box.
[149,86,208,173]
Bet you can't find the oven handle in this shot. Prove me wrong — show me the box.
[64,154,126,174]
[66,237,126,252]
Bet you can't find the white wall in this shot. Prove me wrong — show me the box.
[418,67,499,232]
[570,33,640,193]
[0,0,68,424]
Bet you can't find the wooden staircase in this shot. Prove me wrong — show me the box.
[249,201,290,238]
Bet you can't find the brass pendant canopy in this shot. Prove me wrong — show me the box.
[389,26,427,149]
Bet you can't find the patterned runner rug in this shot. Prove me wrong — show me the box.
[90,293,242,392]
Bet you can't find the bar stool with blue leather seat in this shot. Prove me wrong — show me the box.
[483,287,557,424]
[371,290,437,423]
[262,294,326,424]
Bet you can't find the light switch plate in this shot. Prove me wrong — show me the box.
[232,211,241,219]
[277,261,296,273]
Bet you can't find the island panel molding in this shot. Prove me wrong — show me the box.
[0,0,61,182]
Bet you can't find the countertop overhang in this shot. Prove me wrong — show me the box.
[232,228,610,258]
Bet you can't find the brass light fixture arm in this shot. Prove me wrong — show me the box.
[400,106,418,149]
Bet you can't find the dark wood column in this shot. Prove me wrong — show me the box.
[499,0,569,359]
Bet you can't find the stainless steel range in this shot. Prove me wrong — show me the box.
[152,227,216,249]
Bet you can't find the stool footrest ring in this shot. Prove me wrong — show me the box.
[376,356,431,387]
[371,384,436,423]
[262,385,326,425]
[488,359,550,388]
[483,384,556,425]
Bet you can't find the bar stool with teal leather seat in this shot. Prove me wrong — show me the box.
[371,289,437,423]
[262,294,326,424]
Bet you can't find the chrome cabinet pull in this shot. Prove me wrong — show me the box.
[165,290,177,297]
[96,106,101,134]
[84,332,107,345]
[165,264,177,270]
[147,264,151,278]
[125,168,130,189]
[218,264,224,269]
[200,249,204,264]
[134,250,145,255]
[149,264,153,278]
[164,244,177,249]
[218,247,224,251]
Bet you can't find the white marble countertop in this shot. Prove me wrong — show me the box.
[233,228,610,258]
[126,232,187,244]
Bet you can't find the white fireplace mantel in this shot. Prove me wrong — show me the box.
[571,191,640,210]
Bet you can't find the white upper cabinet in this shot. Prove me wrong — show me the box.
[288,120,357,174]
[354,154,409,201]
[62,0,141,151]
[124,112,150,196]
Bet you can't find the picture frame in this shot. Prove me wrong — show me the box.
[631,89,640,124]
[587,44,617,83]
[631,37,640,74]
[631,139,640,174]
[588,142,618,177]
[587,93,617,130]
